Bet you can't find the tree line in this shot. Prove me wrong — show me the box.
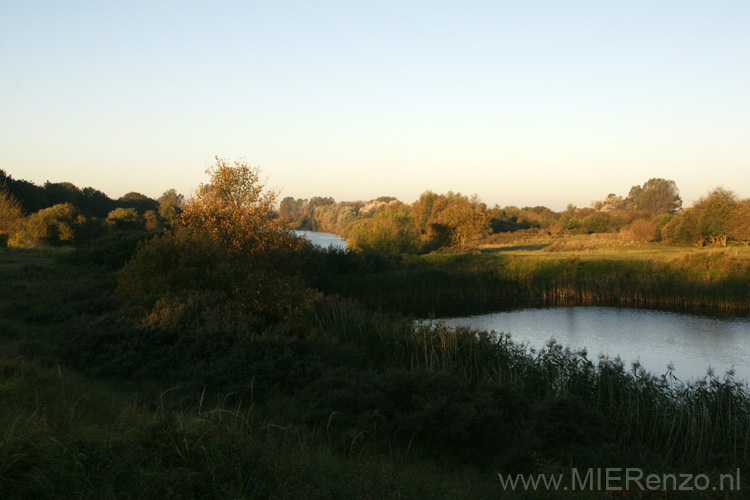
[2,166,749,252]
[0,169,185,247]
[282,177,750,251]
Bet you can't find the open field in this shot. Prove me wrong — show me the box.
[477,233,750,262]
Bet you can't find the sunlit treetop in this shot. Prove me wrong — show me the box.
[177,157,303,256]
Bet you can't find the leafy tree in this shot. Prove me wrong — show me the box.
[0,169,9,187]
[157,188,185,226]
[313,202,358,233]
[177,157,302,258]
[279,196,296,219]
[432,195,490,246]
[79,187,114,217]
[411,191,442,234]
[411,191,490,247]
[0,171,49,213]
[591,193,627,211]
[106,207,142,231]
[119,158,312,321]
[44,181,83,207]
[119,192,158,213]
[627,178,682,215]
[117,231,235,305]
[692,187,737,246]
[0,189,24,245]
[346,203,421,253]
[579,211,614,234]
[662,187,740,246]
[727,199,750,245]
[308,196,335,208]
[143,210,161,231]
[9,203,79,247]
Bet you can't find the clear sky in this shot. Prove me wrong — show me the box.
[2,1,748,210]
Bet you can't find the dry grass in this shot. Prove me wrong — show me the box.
[478,233,750,264]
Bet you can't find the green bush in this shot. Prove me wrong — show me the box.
[66,230,159,268]
[297,368,529,461]
[345,205,421,254]
[59,294,324,399]
[9,203,79,247]
[117,230,316,321]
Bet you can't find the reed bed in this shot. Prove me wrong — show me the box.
[324,253,750,315]
[309,299,750,469]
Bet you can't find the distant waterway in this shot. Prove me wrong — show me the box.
[431,306,750,384]
[294,230,347,249]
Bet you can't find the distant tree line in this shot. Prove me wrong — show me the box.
[280,177,750,252]
[0,169,184,247]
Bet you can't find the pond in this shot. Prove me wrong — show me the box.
[294,230,347,249]
[432,306,750,384]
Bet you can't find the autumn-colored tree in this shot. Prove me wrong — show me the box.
[9,203,79,247]
[692,187,738,246]
[106,207,142,231]
[119,158,312,321]
[662,187,741,246]
[279,196,296,219]
[411,191,490,247]
[621,218,662,242]
[177,157,303,257]
[411,191,442,235]
[726,199,750,245]
[345,203,421,253]
[0,189,24,245]
[431,194,490,246]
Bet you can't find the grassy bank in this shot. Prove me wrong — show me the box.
[2,245,750,498]
[320,237,750,315]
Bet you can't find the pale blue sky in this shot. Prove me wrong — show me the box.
[1,1,748,210]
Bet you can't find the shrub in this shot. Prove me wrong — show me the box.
[298,368,529,460]
[116,231,234,305]
[345,205,421,254]
[621,218,661,242]
[59,295,324,399]
[9,203,79,247]
[117,230,316,321]
[106,207,142,231]
[67,230,159,269]
[0,189,24,242]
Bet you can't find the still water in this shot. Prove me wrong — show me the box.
[294,230,347,249]
[434,307,750,383]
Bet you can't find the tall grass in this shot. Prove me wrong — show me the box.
[0,357,536,499]
[324,251,750,315]
[308,298,750,469]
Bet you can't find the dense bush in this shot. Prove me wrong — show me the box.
[66,230,159,268]
[345,204,421,254]
[0,189,24,243]
[59,293,324,399]
[620,218,662,242]
[9,203,80,247]
[296,368,529,461]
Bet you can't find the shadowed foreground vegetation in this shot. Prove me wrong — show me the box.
[2,242,749,499]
